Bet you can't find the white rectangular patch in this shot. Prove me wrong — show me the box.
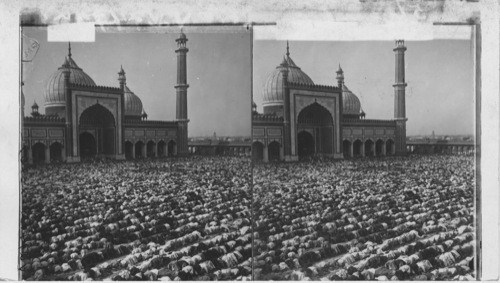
[48,22,95,42]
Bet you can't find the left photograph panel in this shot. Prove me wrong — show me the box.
[20,26,252,281]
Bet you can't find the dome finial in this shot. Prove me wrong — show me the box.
[286,40,290,57]
[280,55,290,68]
[62,56,70,68]
[68,42,72,58]
[336,63,344,87]
[176,28,188,45]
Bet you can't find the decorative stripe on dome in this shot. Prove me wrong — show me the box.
[341,83,362,115]
[262,56,314,105]
[124,86,143,117]
[44,57,97,107]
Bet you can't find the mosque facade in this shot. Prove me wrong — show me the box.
[22,32,190,164]
[252,40,408,162]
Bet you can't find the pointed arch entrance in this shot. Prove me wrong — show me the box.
[268,141,281,161]
[386,139,395,156]
[79,104,116,158]
[157,141,166,157]
[79,132,97,158]
[32,142,46,164]
[168,140,177,156]
[297,131,314,158]
[50,142,63,162]
[135,141,145,158]
[375,139,385,156]
[343,140,352,158]
[125,141,134,159]
[252,141,264,161]
[364,139,374,157]
[353,139,363,157]
[147,141,156,157]
[297,102,334,158]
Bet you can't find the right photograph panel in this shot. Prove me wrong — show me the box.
[252,34,476,280]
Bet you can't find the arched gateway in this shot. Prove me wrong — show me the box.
[297,103,334,158]
[252,141,264,161]
[79,104,116,158]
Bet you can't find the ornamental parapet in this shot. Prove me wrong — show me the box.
[124,119,178,126]
[70,83,122,93]
[24,115,65,123]
[252,113,284,122]
[288,82,340,92]
[342,118,397,126]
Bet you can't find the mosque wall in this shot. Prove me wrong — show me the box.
[340,122,398,157]
[252,125,284,147]
[22,125,66,148]
[123,127,177,144]
[44,106,66,118]
[262,105,283,116]
[341,125,396,142]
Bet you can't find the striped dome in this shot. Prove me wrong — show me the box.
[342,84,362,115]
[44,56,96,108]
[124,86,143,117]
[262,55,314,107]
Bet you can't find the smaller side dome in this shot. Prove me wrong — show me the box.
[342,84,362,116]
[124,86,143,117]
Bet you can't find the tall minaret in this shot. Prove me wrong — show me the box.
[62,56,74,161]
[282,52,291,160]
[118,65,126,159]
[393,40,407,155]
[175,29,189,156]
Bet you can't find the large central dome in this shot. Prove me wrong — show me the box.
[45,53,96,107]
[44,45,96,116]
[262,45,314,108]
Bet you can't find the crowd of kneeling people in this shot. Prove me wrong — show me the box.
[253,154,476,280]
[21,157,253,280]
[21,154,476,281]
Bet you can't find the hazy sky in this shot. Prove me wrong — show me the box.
[22,27,251,137]
[253,39,475,136]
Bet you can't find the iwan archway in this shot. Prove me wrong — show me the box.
[297,102,334,158]
[79,103,116,159]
